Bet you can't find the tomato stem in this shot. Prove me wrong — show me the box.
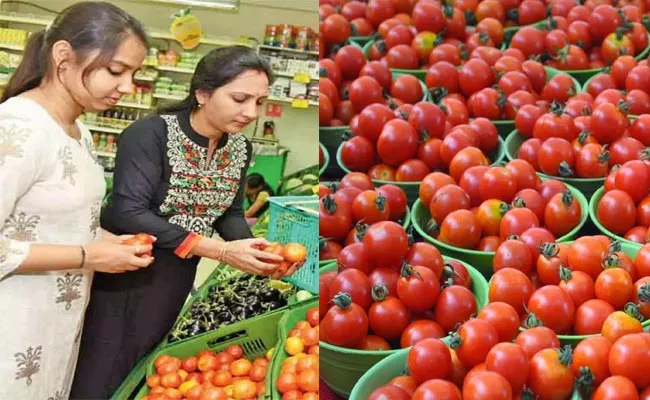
[400,263,422,280]
[426,218,440,236]
[499,201,512,215]
[447,331,462,349]
[375,194,388,212]
[322,195,338,215]
[371,285,389,302]
[558,161,574,177]
[559,265,572,282]
[464,10,476,26]
[575,365,595,399]
[602,252,621,269]
[638,282,650,303]
[511,197,527,209]
[506,234,521,241]
[557,345,573,367]
[519,387,536,400]
[538,242,560,259]
[598,146,610,164]
[561,190,574,206]
[608,239,622,253]
[617,99,630,115]
[624,302,645,322]
[331,292,353,309]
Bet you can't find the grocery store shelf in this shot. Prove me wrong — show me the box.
[154,93,186,101]
[0,43,24,51]
[0,12,50,25]
[134,75,156,82]
[272,70,318,80]
[116,101,152,110]
[267,96,318,107]
[258,44,318,56]
[156,65,195,74]
[95,151,116,158]
[148,29,253,48]
[85,124,124,134]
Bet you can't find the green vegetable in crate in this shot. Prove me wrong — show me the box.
[168,274,292,342]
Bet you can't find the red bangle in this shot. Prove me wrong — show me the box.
[174,232,203,259]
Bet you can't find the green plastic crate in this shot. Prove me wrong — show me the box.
[111,342,165,400]
[267,196,319,293]
[135,309,285,399]
[319,142,329,177]
[268,298,319,400]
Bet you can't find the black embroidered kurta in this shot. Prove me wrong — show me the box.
[70,108,254,399]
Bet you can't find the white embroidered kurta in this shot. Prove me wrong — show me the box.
[0,97,105,399]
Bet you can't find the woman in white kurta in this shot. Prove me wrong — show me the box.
[0,3,154,398]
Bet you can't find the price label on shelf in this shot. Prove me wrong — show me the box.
[293,73,311,84]
[291,99,309,109]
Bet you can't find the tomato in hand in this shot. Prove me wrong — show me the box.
[397,265,441,313]
[321,292,368,348]
[122,233,155,256]
[408,338,453,385]
[527,346,575,400]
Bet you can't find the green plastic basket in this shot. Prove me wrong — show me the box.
[267,196,319,293]
[336,136,506,206]
[589,186,646,247]
[349,35,374,47]
[319,142,329,177]
[489,67,581,138]
[268,298,319,400]
[514,239,647,346]
[410,179,589,279]
[135,309,285,399]
[349,343,582,400]
[319,258,489,398]
[504,129,605,199]
[362,39,428,80]
[552,34,650,84]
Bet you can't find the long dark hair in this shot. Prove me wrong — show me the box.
[246,173,275,196]
[1,1,147,103]
[161,45,274,113]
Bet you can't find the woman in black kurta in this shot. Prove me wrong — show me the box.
[69,46,289,399]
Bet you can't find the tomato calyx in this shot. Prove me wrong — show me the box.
[464,10,477,26]
[538,242,561,259]
[429,87,449,104]
[371,284,390,302]
[560,190,574,206]
[608,239,622,253]
[512,197,527,209]
[426,218,440,237]
[400,263,423,280]
[506,234,521,241]
[478,32,491,45]
[496,88,507,110]
[638,282,650,303]
[406,226,415,246]
[499,201,512,216]
[557,344,573,367]
[375,194,388,213]
[354,221,369,241]
[331,292,354,309]
[447,330,463,349]
[386,97,400,111]
[440,262,459,285]
[617,99,631,115]
[558,161,574,177]
[459,43,469,61]
[559,265,572,282]
[639,148,650,161]
[506,8,519,24]
[575,365,596,400]
[598,146,610,164]
[577,130,591,145]
[519,387,536,400]
[549,101,566,117]
[396,110,409,120]
[524,311,544,328]
[602,252,623,269]
[624,302,645,322]
[322,195,338,215]
[442,1,454,18]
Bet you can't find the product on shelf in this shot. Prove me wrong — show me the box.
[263,24,316,51]
[154,76,190,98]
[120,83,154,106]
[82,108,142,129]
[259,48,318,79]
[0,28,28,48]
[134,67,159,81]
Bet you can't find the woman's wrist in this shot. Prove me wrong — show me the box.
[191,236,225,260]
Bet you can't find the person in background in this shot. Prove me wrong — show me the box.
[244,172,275,220]
[71,46,300,399]
[0,2,154,399]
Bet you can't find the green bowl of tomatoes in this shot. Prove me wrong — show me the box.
[320,258,489,398]
[320,125,349,178]
[588,186,648,248]
[504,129,606,199]
[319,142,329,177]
[362,39,428,80]
[514,239,647,347]
[336,136,506,206]
[410,180,589,279]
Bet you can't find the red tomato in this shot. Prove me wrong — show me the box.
[489,268,535,315]
[369,291,410,341]
[368,385,410,400]
[462,371,512,400]
[493,238,533,274]
[397,265,441,313]
[377,119,419,167]
[608,333,650,389]
[559,268,596,309]
[512,188,546,224]
[458,58,495,96]
[413,379,462,400]
[515,326,560,359]
[538,137,576,177]
[408,338,452,385]
[568,236,609,280]
[453,319,499,369]
[573,298,615,335]
[485,342,530,393]
[337,243,373,275]
[430,184,471,225]
[340,136,376,173]
[319,195,353,241]
[405,242,444,278]
[363,221,409,269]
[479,167,517,203]
[544,190,582,237]
[499,207,540,241]
[594,267,634,310]
[434,285,478,333]
[439,209,482,249]
[526,285,575,334]
[329,268,372,311]
[400,320,446,348]
[597,189,637,235]
[592,376,639,400]
[527,347,575,400]
[571,336,612,386]
[321,292,368,348]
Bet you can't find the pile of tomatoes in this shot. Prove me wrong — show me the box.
[491,235,650,338]
[274,307,320,399]
[320,223,480,351]
[418,164,583,250]
[369,328,650,399]
[141,345,267,400]
[596,158,650,238]
[318,172,409,249]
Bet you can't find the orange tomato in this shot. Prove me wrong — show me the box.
[285,337,304,355]
[225,345,244,360]
[217,363,230,373]
[308,345,319,356]
[122,233,155,256]
[232,379,258,399]
[197,350,216,358]
[249,364,267,382]
[281,390,303,400]
[288,329,303,338]
[212,370,232,387]
[302,327,319,347]
[257,381,266,397]
[187,372,203,384]
[295,321,311,331]
[185,384,204,400]
[147,374,161,388]
[199,386,227,400]
[160,372,183,389]
[276,372,299,394]
[215,352,234,366]
[296,355,319,374]
[165,388,182,399]
[306,308,319,327]
[230,359,253,377]
[150,386,166,394]
[198,354,219,372]
[154,355,171,370]
[282,243,307,263]
[601,310,643,342]
[253,357,269,368]
[178,369,188,381]
[179,380,199,396]
[149,394,169,400]
[297,369,319,392]
[157,358,182,375]
[303,393,319,400]
[202,371,218,385]
[182,356,198,373]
